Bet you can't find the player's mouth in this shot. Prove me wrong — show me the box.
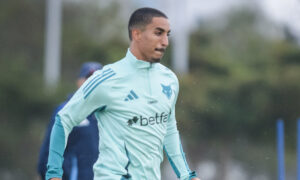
[155,48,165,54]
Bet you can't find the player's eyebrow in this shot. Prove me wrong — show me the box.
[155,27,171,34]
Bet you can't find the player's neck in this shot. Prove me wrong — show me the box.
[129,44,150,63]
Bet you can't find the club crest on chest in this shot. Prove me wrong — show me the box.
[161,84,172,100]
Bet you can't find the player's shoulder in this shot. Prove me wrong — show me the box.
[92,59,122,77]
[86,58,129,91]
[80,62,120,97]
[156,63,179,83]
[98,57,128,74]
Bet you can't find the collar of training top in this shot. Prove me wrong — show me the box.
[126,49,158,69]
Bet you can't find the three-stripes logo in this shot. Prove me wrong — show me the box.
[83,68,116,99]
[124,90,139,101]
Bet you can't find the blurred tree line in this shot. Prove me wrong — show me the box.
[180,7,300,144]
[0,0,299,179]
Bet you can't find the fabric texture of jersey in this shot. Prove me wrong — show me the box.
[39,95,99,180]
[46,49,196,180]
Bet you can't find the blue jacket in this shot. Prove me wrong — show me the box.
[37,95,99,180]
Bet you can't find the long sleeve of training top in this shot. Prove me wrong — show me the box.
[39,100,74,180]
[164,113,197,180]
[44,94,99,180]
[46,49,196,180]
[163,85,197,179]
[45,70,110,180]
[38,104,64,179]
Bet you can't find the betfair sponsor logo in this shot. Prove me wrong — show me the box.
[127,112,171,126]
[127,116,138,126]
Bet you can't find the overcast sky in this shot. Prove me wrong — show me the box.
[186,0,300,34]
[260,0,300,36]
[134,0,300,40]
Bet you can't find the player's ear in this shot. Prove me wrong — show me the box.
[131,28,142,41]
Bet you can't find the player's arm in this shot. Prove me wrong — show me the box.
[163,80,200,180]
[46,69,113,180]
[163,108,199,180]
[37,104,64,178]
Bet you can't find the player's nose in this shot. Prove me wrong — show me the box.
[161,34,169,47]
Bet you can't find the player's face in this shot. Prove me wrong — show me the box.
[138,17,170,63]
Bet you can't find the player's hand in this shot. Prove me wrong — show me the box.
[49,178,61,180]
[191,178,201,180]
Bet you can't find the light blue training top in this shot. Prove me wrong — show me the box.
[46,49,197,180]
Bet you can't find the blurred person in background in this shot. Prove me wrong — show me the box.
[46,7,200,180]
[37,62,103,180]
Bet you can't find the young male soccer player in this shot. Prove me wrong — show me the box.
[46,7,201,180]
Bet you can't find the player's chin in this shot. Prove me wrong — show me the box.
[151,57,161,63]
[151,54,164,62]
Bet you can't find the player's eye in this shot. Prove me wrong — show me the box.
[155,31,163,36]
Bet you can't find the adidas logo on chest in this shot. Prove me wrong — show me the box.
[124,90,139,101]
